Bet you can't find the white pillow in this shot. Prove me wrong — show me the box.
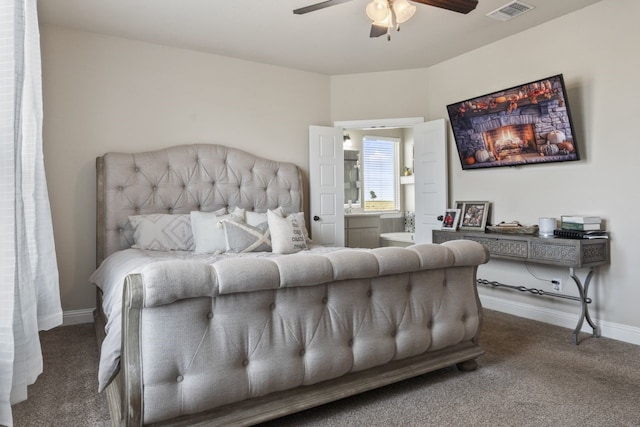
[245,211,267,227]
[270,209,312,244]
[190,208,243,254]
[245,207,283,227]
[129,213,195,251]
[287,212,311,244]
[267,209,308,254]
[221,220,272,253]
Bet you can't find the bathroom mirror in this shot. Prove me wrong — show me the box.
[344,149,360,205]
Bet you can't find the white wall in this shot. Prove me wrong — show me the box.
[331,0,640,340]
[40,26,331,314]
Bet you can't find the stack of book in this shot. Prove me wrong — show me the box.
[554,215,608,239]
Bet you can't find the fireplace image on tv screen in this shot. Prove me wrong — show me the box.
[447,74,580,170]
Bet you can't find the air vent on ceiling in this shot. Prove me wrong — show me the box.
[486,1,535,21]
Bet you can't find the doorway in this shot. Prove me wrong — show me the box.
[309,118,447,247]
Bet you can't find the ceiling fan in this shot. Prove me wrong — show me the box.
[293,0,478,40]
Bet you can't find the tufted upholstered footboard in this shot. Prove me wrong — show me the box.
[99,240,489,426]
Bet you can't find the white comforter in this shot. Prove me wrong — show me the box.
[89,246,339,392]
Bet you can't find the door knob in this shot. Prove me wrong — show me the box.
[437,215,444,221]
[313,215,320,221]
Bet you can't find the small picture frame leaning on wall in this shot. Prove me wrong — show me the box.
[441,208,461,231]
[458,201,490,231]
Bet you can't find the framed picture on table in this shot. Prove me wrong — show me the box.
[441,209,461,231]
[458,201,490,231]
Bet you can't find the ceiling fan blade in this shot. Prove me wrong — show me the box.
[293,0,353,15]
[369,23,388,38]
[412,0,478,14]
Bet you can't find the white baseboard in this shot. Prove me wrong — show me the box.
[480,294,640,346]
[63,308,94,326]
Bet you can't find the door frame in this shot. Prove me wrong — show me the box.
[311,117,447,247]
[335,117,424,130]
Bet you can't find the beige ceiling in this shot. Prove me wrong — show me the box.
[37,0,601,75]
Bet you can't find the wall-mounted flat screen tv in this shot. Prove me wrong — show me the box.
[447,74,580,170]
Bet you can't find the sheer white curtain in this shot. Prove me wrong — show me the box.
[0,0,63,425]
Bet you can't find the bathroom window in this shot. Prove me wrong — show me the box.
[362,136,400,211]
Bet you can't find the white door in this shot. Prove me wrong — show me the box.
[413,119,447,244]
[309,126,345,246]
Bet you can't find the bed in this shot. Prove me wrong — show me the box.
[91,143,490,426]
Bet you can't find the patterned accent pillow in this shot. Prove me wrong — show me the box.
[129,214,194,251]
[221,220,272,253]
[267,209,308,254]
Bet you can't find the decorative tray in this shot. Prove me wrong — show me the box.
[486,222,539,235]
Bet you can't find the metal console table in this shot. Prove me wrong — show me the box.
[433,230,610,344]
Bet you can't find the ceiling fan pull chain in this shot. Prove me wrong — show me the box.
[390,3,396,40]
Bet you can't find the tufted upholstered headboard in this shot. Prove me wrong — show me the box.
[96,144,304,266]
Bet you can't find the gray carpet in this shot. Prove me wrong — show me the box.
[10,321,110,427]
[11,310,640,426]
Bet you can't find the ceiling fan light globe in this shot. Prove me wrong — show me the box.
[372,13,393,27]
[366,0,390,22]
[393,0,416,24]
